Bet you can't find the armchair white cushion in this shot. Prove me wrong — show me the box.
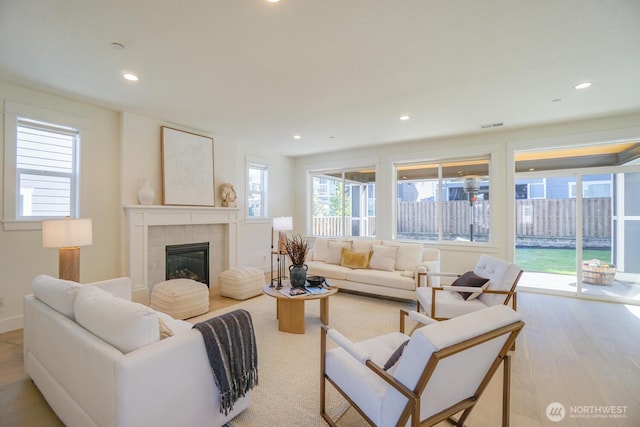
[417,255,523,320]
[321,305,524,427]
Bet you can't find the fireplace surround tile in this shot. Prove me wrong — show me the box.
[124,205,239,298]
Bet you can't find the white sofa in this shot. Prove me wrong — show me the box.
[306,238,440,300]
[23,275,251,427]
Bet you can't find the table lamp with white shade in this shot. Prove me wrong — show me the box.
[42,218,93,282]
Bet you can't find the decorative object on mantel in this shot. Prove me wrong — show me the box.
[137,179,155,205]
[220,182,237,207]
[42,217,93,282]
[285,234,309,288]
[161,126,215,207]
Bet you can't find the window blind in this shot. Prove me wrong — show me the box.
[16,118,78,217]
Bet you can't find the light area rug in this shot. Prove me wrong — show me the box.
[189,291,415,426]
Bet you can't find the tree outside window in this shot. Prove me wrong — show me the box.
[311,168,375,237]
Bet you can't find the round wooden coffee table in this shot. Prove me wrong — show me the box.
[263,283,338,334]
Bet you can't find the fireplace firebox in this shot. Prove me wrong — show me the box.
[166,242,209,287]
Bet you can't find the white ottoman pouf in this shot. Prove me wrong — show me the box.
[219,267,264,300]
[150,279,209,320]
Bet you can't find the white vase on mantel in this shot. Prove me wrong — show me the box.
[137,179,155,205]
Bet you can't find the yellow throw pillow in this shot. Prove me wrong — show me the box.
[158,317,174,340]
[340,249,371,269]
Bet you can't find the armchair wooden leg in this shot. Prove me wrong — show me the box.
[320,327,327,420]
[502,354,511,427]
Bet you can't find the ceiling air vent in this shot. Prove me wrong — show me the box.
[480,122,504,129]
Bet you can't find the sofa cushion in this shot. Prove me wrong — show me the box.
[306,261,352,280]
[340,249,371,269]
[369,245,398,272]
[313,238,330,262]
[153,309,193,335]
[384,241,423,271]
[74,285,160,353]
[351,239,383,253]
[346,269,415,291]
[327,240,353,264]
[32,275,82,320]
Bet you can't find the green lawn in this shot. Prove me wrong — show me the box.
[515,248,612,275]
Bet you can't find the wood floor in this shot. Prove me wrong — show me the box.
[1,292,639,426]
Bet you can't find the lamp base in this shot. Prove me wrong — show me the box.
[59,247,80,282]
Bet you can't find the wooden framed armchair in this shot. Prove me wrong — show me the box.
[320,305,524,427]
[416,255,523,321]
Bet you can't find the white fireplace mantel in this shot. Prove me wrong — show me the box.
[124,205,239,292]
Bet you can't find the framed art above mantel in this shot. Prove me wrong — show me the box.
[161,126,215,206]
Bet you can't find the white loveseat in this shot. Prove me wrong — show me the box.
[23,275,251,427]
[306,238,440,300]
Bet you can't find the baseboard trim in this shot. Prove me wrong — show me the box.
[0,315,23,333]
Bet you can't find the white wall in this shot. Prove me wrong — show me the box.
[0,81,121,331]
[294,112,640,274]
[119,112,296,276]
[0,83,295,332]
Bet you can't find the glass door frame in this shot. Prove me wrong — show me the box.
[514,164,640,305]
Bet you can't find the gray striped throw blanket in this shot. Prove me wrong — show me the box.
[193,309,258,415]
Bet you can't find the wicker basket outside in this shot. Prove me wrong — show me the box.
[582,263,616,285]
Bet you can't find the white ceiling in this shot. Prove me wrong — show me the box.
[1,0,640,157]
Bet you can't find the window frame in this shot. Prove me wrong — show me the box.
[245,156,269,221]
[3,101,87,231]
[394,156,491,244]
[16,118,79,219]
[309,167,377,238]
[569,180,612,198]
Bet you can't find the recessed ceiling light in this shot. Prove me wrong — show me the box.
[399,115,410,121]
[529,168,535,171]
[293,134,301,140]
[267,0,280,3]
[122,72,139,81]
[574,82,592,90]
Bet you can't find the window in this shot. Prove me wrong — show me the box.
[247,160,268,219]
[16,118,78,218]
[4,101,87,230]
[515,178,546,199]
[311,168,376,237]
[569,179,612,198]
[396,158,490,242]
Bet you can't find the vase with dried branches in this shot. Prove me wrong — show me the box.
[285,234,309,287]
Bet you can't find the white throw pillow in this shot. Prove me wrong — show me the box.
[326,240,353,264]
[351,239,382,253]
[369,245,398,272]
[313,238,330,261]
[384,241,423,271]
[32,275,82,319]
[74,285,160,353]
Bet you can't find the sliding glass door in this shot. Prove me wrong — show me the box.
[516,169,640,303]
[581,172,640,301]
[515,173,578,295]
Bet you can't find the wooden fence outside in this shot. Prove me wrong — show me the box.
[312,198,612,243]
